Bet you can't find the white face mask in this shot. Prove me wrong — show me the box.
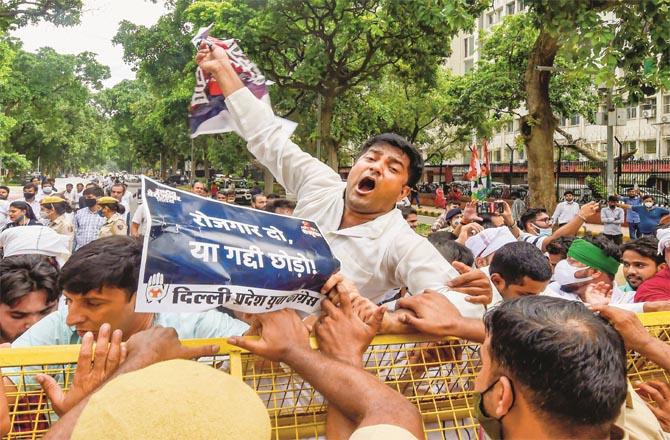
[532,223,552,237]
[554,259,593,289]
[644,201,654,208]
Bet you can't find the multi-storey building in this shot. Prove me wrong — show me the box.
[444,0,670,164]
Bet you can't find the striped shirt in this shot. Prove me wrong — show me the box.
[73,207,104,250]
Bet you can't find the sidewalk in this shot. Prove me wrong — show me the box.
[414,205,630,239]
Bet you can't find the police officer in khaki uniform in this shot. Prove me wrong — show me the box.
[97,196,128,238]
[40,196,74,249]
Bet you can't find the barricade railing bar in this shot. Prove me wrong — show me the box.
[1,313,669,439]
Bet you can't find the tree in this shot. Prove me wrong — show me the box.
[187,0,488,168]
[443,1,670,210]
[0,0,83,31]
[0,44,112,174]
[113,0,202,178]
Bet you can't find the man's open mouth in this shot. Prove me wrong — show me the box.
[357,177,376,193]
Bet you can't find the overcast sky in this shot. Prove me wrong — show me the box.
[12,0,168,88]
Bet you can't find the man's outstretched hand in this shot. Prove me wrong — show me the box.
[448,261,492,305]
[228,309,311,363]
[195,40,244,97]
[315,292,385,365]
[37,324,126,416]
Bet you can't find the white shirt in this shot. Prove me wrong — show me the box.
[226,88,483,318]
[551,201,580,225]
[543,282,644,312]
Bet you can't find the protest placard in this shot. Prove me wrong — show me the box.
[136,177,340,314]
[189,25,297,138]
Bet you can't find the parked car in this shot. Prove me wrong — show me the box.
[164,175,188,187]
[216,178,252,205]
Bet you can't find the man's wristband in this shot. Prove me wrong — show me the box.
[578,214,587,222]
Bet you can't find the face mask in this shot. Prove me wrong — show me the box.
[42,187,53,195]
[23,192,34,200]
[84,199,97,208]
[644,201,654,208]
[40,210,50,220]
[554,259,593,288]
[97,210,105,218]
[473,377,513,440]
[532,223,552,237]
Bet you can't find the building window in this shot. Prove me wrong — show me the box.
[517,0,525,10]
[622,141,636,154]
[569,115,580,126]
[626,104,637,119]
[506,120,514,132]
[664,139,670,157]
[663,95,670,114]
[464,59,474,73]
[493,150,501,162]
[643,140,657,155]
[642,97,657,118]
[464,35,475,57]
[487,12,495,26]
[506,2,515,15]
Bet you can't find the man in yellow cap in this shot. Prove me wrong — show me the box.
[96,196,128,238]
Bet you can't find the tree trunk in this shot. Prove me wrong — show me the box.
[523,30,559,212]
[320,94,338,170]
[263,166,274,195]
[159,151,167,180]
[203,145,210,181]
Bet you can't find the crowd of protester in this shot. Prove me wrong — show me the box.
[0,41,668,439]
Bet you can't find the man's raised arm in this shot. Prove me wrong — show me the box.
[196,42,341,200]
[541,201,599,253]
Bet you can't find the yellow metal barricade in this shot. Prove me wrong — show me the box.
[0,311,669,440]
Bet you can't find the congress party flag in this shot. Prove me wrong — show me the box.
[189,25,297,138]
[136,177,340,314]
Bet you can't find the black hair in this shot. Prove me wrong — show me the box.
[399,205,417,219]
[100,200,126,215]
[60,236,141,300]
[427,231,475,266]
[545,235,576,259]
[66,183,73,188]
[477,213,499,229]
[0,186,9,193]
[265,199,296,214]
[22,183,37,192]
[111,183,126,192]
[43,201,73,215]
[580,234,621,262]
[267,193,279,200]
[9,201,36,220]
[642,194,654,201]
[608,195,619,203]
[358,133,424,188]
[621,236,665,266]
[489,242,552,285]
[484,296,626,431]
[0,255,60,306]
[520,208,547,231]
[83,187,104,198]
[510,191,520,198]
[563,190,573,196]
[251,193,266,204]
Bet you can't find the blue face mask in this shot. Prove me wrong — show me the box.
[97,210,105,218]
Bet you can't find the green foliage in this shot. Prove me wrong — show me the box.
[186,0,488,166]
[0,150,31,178]
[585,176,605,200]
[0,0,83,32]
[0,42,113,174]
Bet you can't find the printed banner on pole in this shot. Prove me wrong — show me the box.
[189,25,297,139]
[136,177,340,314]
